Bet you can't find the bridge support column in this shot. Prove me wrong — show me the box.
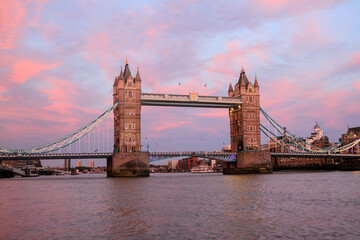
[223,151,272,174]
[107,152,150,177]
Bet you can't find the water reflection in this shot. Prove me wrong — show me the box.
[0,172,359,239]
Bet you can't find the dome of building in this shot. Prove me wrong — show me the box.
[314,122,320,131]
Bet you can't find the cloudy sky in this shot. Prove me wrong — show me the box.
[1,0,359,159]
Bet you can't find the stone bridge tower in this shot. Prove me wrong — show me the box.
[108,60,149,177]
[225,67,272,174]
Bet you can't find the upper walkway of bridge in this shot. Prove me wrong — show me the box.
[141,93,242,108]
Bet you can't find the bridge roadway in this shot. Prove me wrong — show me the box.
[0,151,237,161]
[271,152,360,158]
[141,93,242,108]
[0,152,358,161]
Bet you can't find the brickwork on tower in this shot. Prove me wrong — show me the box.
[113,61,142,153]
[109,60,149,177]
[228,67,260,153]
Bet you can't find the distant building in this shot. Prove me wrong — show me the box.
[89,160,94,168]
[76,160,82,167]
[306,122,324,145]
[64,159,71,170]
[167,160,178,170]
[267,122,331,152]
[222,145,231,152]
[340,126,360,154]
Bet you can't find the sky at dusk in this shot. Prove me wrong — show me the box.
[1,0,360,164]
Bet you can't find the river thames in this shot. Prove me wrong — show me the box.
[1,171,359,239]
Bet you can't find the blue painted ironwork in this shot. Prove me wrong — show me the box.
[0,102,118,155]
[149,151,236,162]
[261,107,360,154]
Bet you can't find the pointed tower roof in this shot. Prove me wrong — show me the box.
[135,66,141,81]
[228,82,233,93]
[113,72,118,87]
[124,62,132,81]
[119,66,124,80]
[238,66,249,87]
[254,74,259,87]
[314,121,320,130]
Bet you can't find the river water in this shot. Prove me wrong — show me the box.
[0,171,359,240]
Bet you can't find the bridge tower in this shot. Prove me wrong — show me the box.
[107,60,149,177]
[224,67,272,174]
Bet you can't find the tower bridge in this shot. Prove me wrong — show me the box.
[1,60,359,176]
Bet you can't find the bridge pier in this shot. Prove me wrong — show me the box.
[107,152,149,177]
[223,151,272,174]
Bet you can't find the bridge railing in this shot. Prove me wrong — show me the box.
[141,93,241,104]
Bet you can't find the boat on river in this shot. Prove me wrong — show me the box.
[191,165,214,173]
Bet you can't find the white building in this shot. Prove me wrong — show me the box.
[306,122,324,149]
[168,160,178,169]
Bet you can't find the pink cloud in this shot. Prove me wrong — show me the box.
[12,60,61,84]
[0,1,26,49]
[290,14,333,50]
[0,0,48,49]
[343,52,360,71]
[353,80,360,90]
[151,120,191,132]
[195,109,228,118]
[254,0,346,14]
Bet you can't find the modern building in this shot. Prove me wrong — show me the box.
[89,160,95,168]
[76,160,82,167]
[167,160,178,170]
[64,159,71,170]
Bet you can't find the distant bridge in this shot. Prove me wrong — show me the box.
[149,151,237,162]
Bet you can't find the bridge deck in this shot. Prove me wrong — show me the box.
[1,151,359,161]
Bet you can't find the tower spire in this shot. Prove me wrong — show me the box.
[135,65,141,82]
[228,81,233,92]
[254,74,259,87]
[119,65,124,80]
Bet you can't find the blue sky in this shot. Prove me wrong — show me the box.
[1,0,360,167]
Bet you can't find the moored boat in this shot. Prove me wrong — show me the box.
[191,165,214,173]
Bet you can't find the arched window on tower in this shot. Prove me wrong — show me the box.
[132,135,135,144]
